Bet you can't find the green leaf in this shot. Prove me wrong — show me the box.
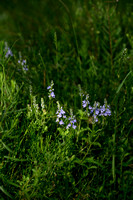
[4,156,27,162]
[92,142,101,148]
[116,70,132,94]
[83,157,103,168]
[0,140,13,153]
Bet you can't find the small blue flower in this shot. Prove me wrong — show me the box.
[72,124,77,129]
[82,100,87,108]
[66,123,71,129]
[5,48,13,58]
[73,119,77,123]
[50,91,55,98]
[95,109,99,115]
[22,60,26,65]
[89,105,93,113]
[99,105,106,115]
[59,120,64,125]
[57,113,62,118]
[47,86,51,90]
[93,114,98,123]
[60,108,65,115]
[23,66,28,71]
[104,108,111,116]
[56,118,59,122]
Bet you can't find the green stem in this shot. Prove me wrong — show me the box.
[112,96,117,184]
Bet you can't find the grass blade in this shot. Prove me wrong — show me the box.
[116,70,132,94]
[0,185,13,199]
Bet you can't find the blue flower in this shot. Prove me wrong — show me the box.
[99,104,111,117]
[82,100,88,108]
[95,109,99,115]
[47,86,51,90]
[66,123,71,129]
[72,124,77,129]
[89,105,93,113]
[104,107,111,116]
[50,91,55,98]
[93,114,98,123]
[59,120,64,125]
[22,60,26,65]
[82,92,111,123]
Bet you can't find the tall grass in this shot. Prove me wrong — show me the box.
[0,0,133,199]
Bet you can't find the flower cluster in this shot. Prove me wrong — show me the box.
[47,80,55,99]
[56,101,66,125]
[4,42,13,58]
[18,59,28,71]
[46,81,111,128]
[66,109,77,129]
[55,102,77,130]
[82,95,111,123]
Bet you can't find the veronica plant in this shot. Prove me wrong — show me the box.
[47,80,55,99]
[4,42,13,58]
[56,101,66,125]
[18,59,28,71]
[66,109,77,130]
[55,101,77,130]
[82,94,111,124]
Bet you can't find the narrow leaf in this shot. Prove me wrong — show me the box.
[0,185,13,199]
[4,156,27,162]
[116,70,132,94]
[0,140,13,153]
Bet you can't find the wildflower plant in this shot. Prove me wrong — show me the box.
[66,109,77,130]
[56,101,66,125]
[0,1,132,198]
[55,101,77,130]
[82,93,111,124]
[47,80,55,99]
[82,94,90,108]
[46,81,111,131]
[18,58,28,71]
[4,42,13,58]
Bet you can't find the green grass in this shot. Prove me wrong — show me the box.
[0,0,133,199]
